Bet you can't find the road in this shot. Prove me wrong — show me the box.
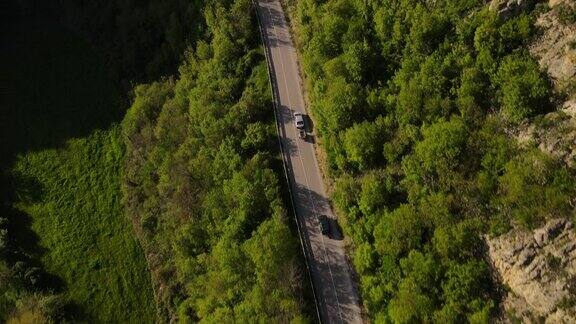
[254,1,363,323]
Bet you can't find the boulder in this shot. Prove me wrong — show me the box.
[517,247,536,266]
[534,219,567,247]
[489,0,535,20]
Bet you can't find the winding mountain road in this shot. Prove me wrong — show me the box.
[254,1,363,323]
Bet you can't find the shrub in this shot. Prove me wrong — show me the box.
[496,53,550,123]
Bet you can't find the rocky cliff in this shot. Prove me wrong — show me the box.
[512,0,576,168]
[529,0,576,94]
[487,1,576,322]
[487,219,576,322]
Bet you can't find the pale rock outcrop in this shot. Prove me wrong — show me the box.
[515,0,576,167]
[515,100,576,167]
[530,0,576,91]
[489,1,576,322]
[489,0,536,20]
[486,219,576,322]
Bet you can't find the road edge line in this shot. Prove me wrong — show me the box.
[252,2,322,323]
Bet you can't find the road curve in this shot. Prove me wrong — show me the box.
[254,1,363,323]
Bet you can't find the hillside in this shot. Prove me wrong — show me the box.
[284,0,576,322]
[1,0,311,321]
[121,0,309,321]
[3,0,575,322]
[488,0,576,321]
[0,0,206,321]
[0,7,154,323]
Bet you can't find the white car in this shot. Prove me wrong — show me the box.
[294,112,305,129]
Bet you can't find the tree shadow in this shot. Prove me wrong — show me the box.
[0,4,126,321]
[10,172,44,205]
[3,206,46,263]
[0,14,126,168]
[256,2,293,49]
[0,173,68,294]
[61,302,94,323]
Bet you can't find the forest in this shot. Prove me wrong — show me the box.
[3,0,575,321]
[121,0,308,322]
[2,0,309,321]
[285,0,575,322]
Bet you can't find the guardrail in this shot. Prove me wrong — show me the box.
[251,1,322,323]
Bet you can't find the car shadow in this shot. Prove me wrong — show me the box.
[304,114,315,133]
[303,133,316,144]
[328,218,344,241]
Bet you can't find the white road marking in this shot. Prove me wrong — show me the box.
[253,1,323,322]
[262,2,344,322]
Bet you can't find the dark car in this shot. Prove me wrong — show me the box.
[318,214,330,236]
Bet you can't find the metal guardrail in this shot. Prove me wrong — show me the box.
[251,1,323,323]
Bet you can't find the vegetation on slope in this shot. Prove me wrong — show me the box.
[3,0,309,321]
[286,0,576,322]
[0,0,206,320]
[122,0,307,321]
[5,128,154,322]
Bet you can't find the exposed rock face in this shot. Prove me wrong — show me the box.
[491,2,576,322]
[530,0,576,92]
[489,0,535,20]
[515,101,576,167]
[486,219,576,322]
[515,0,576,167]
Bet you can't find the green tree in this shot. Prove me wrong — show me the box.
[457,67,489,123]
[358,170,395,216]
[343,121,383,170]
[402,117,468,195]
[241,122,269,152]
[388,251,440,323]
[438,260,492,321]
[496,53,550,123]
[373,205,424,258]
[433,219,482,261]
[317,77,364,133]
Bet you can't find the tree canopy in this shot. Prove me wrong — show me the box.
[122,0,307,321]
[287,0,575,321]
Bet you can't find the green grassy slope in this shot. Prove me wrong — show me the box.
[12,128,155,322]
[1,17,155,322]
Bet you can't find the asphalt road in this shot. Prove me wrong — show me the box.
[255,1,363,323]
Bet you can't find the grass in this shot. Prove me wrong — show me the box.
[1,14,155,322]
[12,128,155,322]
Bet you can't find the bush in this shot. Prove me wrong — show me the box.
[343,121,384,170]
[498,149,575,228]
[557,3,576,25]
[496,53,550,123]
